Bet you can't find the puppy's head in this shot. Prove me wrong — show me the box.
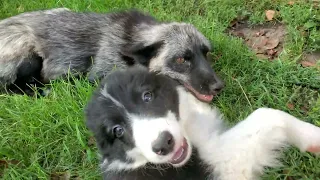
[85,67,192,172]
[122,22,224,103]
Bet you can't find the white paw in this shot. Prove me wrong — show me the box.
[293,121,320,155]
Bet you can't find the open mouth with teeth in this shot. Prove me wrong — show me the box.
[169,138,189,165]
[183,84,214,103]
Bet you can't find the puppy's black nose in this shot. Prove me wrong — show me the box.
[152,131,175,156]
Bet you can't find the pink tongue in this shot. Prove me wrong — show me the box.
[196,94,214,102]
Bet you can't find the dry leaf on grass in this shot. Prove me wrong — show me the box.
[267,49,277,56]
[288,1,295,5]
[264,38,279,50]
[287,103,295,110]
[250,36,268,53]
[265,10,276,21]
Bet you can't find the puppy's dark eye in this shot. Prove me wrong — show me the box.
[176,58,185,64]
[142,91,153,102]
[113,125,124,138]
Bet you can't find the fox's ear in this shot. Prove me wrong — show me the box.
[121,41,164,66]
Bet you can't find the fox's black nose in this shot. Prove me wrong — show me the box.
[152,131,175,156]
[210,80,225,93]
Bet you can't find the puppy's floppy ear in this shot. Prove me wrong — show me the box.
[121,41,164,66]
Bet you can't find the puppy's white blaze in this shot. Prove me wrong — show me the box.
[100,85,125,108]
[130,111,185,163]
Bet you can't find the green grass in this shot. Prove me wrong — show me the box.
[0,0,320,179]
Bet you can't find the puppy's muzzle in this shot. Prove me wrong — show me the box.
[152,131,175,155]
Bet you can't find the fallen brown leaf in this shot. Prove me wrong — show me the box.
[265,10,276,21]
[288,1,295,5]
[265,38,280,50]
[287,103,295,110]
[267,49,278,58]
[251,36,268,53]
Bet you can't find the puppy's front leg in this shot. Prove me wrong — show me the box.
[188,107,320,180]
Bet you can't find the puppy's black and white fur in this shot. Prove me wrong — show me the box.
[85,67,320,180]
[0,8,223,100]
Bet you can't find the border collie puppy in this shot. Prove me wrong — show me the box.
[0,8,223,99]
[85,67,320,180]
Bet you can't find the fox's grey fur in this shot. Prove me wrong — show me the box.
[0,8,224,99]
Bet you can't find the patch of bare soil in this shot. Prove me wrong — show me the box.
[227,20,287,60]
